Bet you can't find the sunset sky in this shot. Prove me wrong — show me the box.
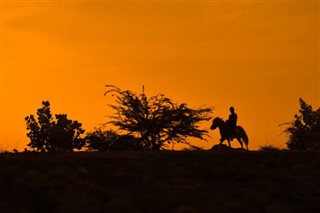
[1,1,319,151]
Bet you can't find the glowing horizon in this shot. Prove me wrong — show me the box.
[1,1,319,151]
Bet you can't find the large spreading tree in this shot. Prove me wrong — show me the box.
[100,85,213,150]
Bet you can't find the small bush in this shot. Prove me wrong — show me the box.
[259,145,281,151]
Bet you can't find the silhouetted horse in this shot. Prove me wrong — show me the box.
[210,117,249,150]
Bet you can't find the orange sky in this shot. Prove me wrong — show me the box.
[1,1,319,151]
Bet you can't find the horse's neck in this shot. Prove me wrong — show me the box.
[218,122,227,135]
[218,120,226,128]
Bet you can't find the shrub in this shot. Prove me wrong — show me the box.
[85,129,142,151]
[25,101,85,152]
[283,98,320,150]
[258,145,281,151]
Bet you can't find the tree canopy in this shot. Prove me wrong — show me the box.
[97,85,213,150]
[284,98,320,150]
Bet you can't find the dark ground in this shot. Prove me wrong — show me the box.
[0,151,319,213]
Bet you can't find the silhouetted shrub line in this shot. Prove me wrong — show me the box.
[24,88,319,152]
[25,85,213,152]
[85,85,213,151]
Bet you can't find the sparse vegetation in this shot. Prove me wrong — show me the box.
[258,144,282,151]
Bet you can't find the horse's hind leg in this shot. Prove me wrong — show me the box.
[237,138,243,149]
[245,142,249,151]
[241,137,249,150]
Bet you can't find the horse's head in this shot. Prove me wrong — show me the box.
[210,117,224,130]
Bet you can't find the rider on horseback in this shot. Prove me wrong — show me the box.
[226,106,237,139]
[210,108,249,150]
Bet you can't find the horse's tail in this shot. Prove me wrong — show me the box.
[238,126,249,150]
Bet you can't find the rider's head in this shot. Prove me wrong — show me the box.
[230,106,235,113]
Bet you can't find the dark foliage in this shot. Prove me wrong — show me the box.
[283,98,320,150]
[103,85,213,150]
[85,129,142,151]
[25,101,85,152]
[258,145,281,151]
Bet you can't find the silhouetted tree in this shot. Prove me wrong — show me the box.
[85,128,142,151]
[283,98,320,150]
[104,85,213,150]
[25,101,85,152]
